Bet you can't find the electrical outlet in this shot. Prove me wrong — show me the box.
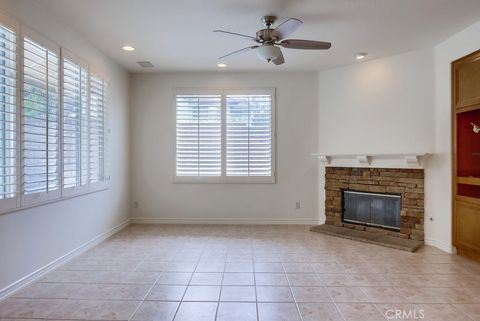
[134,201,139,209]
[295,201,301,210]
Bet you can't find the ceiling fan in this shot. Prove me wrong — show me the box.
[214,15,331,65]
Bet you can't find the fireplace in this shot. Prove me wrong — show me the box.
[324,167,424,240]
[343,190,401,231]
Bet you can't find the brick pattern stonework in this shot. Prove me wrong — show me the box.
[325,167,424,241]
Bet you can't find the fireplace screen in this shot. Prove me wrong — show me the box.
[342,190,401,230]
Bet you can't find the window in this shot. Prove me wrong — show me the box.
[22,35,60,204]
[62,55,108,194]
[0,11,110,214]
[62,53,89,194]
[0,19,17,211]
[175,89,275,183]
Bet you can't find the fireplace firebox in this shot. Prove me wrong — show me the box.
[342,190,401,231]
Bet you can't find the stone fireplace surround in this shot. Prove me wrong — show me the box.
[325,167,424,241]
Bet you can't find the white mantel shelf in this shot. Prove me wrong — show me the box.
[312,153,430,169]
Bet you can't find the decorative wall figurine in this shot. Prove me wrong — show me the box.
[472,122,480,134]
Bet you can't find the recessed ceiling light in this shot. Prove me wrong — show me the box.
[217,63,227,68]
[122,45,135,52]
[356,52,367,60]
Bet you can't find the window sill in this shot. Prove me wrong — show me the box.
[0,182,109,216]
[173,176,276,184]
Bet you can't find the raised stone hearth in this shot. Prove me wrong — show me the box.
[309,224,423,252]
[324,167,424,241]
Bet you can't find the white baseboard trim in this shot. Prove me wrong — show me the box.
[425,238,456,254]
[131,217,321,225]
[0,219,131,300]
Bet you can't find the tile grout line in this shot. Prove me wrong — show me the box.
[126,272,163,321]
[360,286,390,321]
[125,242,173,321]
[448,303,476,321]
[252,241,260,321]
[213,247,227,321]
[282,262,305,321]
[165,239,201,321]
[322,275,348,321]
[373,303,401,321]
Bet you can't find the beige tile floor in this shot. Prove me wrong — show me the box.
[1,224,480,321]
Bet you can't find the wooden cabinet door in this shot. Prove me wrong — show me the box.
[453,51,480,111]
[454,198,480,260]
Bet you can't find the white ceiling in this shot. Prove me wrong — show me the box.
[37,0,480,72]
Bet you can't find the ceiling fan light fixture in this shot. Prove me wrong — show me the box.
[217,63,227,68]
[256,45,281,62]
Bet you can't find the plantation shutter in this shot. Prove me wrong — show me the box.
[62,53,89,193]
[226,92,273,177]
[22,36,60,202]
[89,74,105,184]
[175,93,222,177]
[0,21,17,210]
[0,13,112,214]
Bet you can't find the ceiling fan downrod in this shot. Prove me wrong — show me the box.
[262,15,276,29]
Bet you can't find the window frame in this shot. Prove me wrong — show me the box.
[173,88,276,184]
[0,11,110,216]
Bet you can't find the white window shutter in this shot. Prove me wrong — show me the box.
[103,82,110,181]
[62,55,89,192]
[80,67,89,186]
[89,74,105,184]
[176,94,222,177]
[0,22,17,210]
[226,94,273,177]
[22,37,60,201]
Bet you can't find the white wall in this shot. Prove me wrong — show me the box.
[425,21,480,252]
[0,0,130,291]
[130,72,319,224]
[318,48,435,155]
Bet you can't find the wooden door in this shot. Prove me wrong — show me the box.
[452,50,480,261]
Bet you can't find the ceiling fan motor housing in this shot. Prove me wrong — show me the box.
[256,29,278,43]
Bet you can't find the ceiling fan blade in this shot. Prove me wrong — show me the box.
[279,39,331,50]
[213,30,256,41]
[272,50,285,65]
[218,46,259,60]
[271,18,302,40]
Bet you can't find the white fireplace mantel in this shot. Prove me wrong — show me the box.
[312,153,430,169]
